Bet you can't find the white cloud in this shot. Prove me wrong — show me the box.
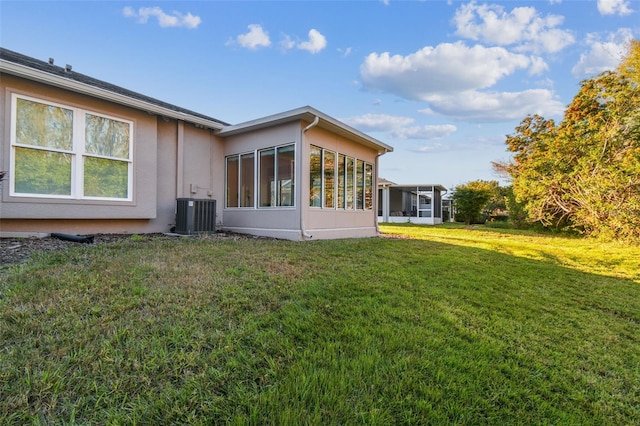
[232,24,271,50]
[341,114,457,141]
[452,1,574,54]
[572,29,634,77]
[360,40,565,121]
[597,0,633,15]
[422,89,564,121]
[280,29,327,54]
[297,29,327,54]
[122,6,201,29]
[341,113,414,132]
[361,42,531,99]
[391,124,457,140]
[280,35,296,51]
[338,47,353,57]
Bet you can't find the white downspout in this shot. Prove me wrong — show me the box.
[300,115,319,240]
[375,150,386,233]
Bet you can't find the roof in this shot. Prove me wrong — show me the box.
[380,183,449,192]
[0,47,228,129]
[218,106,394,155]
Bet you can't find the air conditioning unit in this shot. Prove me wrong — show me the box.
[175,198,216,235]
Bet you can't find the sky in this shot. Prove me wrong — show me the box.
[1,0,638,189]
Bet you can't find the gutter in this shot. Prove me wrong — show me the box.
[300,115,320,240]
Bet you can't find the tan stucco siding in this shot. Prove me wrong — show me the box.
[1,75,157,220]
[221,122,302,237]
[0,74,222,235]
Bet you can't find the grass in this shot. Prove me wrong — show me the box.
[1,225,639,425]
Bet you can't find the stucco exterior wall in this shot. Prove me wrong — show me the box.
[221,122,301,239]
[301,124,380,240]
[0,74,222,236]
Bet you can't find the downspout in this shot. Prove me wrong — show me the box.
[300,115,320,240]
[374,149,387,234]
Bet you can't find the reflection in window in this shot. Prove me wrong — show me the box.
[356,160,364,210]
[337,154,345,209]
[310,146,321,207]
[226,156,239,207]
[277,145,295,207]
[365,163,373,210]
[260,144,295,208]
[346,157,354,209]
[324,150,335,208]
[240,153,254,207]
[12,95,132,200]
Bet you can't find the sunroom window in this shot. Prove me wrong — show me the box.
[11,95,133,201]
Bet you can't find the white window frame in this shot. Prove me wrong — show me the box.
[9,93,134,201]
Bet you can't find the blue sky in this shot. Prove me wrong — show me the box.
[1,0,638,189]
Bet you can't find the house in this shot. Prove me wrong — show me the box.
[377,180,447,225]
[0,48,393,241]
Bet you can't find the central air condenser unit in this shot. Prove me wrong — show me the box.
[175,198,216,235]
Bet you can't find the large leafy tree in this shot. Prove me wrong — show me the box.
[500,40,640,241]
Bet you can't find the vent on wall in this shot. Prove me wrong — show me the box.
[175,198,216,235]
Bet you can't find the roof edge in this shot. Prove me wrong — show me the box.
[0,49,227,130]
[219,106,394,154]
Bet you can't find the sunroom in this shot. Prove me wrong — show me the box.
[377,183,447,225]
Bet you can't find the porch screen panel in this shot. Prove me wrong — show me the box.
[309,146,322,207]
[277,145,295,207]
[259,149,275,207]
[240,153,254,207]
[356,159,364,209]
[323,150,335,208]
[337,154,345,209]
[226,155,239,207]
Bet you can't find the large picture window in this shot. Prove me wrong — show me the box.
[309,146,373,211]
[11,95,133,200]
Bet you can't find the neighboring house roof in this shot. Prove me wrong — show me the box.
[219,106,394,155]
[380,183,449,192]
[377,177,396,186]
[0,47,228,130]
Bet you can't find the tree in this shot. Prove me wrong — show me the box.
[452,180,494,225]
[499,40,640,241]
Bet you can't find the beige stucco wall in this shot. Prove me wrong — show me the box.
[0,74,223,236]
[301,124,380,240]
[221,121,301,239]
[221,120,382,241]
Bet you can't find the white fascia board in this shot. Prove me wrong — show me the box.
[219,106,394,155]
[0,60,225,130]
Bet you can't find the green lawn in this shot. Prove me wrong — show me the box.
[1,224,639,425]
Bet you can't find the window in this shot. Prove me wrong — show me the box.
[226,156,239,207]
[337,154,345,209]
[356,160,364,210]
[240,153,255,207]
[309,146,322,207]
[309,147,373,211]
[226,152,255,208]
[323,150,335,208]
[259,144,295,208]
[346,157,354,209]
[365,163,373,210]
[11,95,133,200]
